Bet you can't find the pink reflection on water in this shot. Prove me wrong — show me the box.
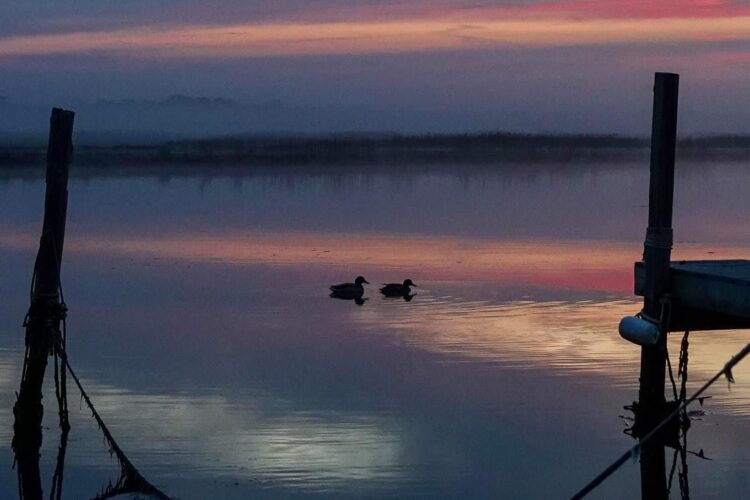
[2,229,748,295]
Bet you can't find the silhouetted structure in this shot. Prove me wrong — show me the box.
[13,108,74,500]
[11,108,171,500]
[622,73,750,499]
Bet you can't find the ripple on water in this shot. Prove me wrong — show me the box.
[351,289,750,414]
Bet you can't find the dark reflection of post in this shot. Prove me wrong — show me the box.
[625,402,674,500]
[626,334,701,500]
[640,435,667,500]
[13,445,43,500]
[625,401,668,500]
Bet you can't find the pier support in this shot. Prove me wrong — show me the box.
[639,73,679,500]
[641,72,679,413]
[13,108,74,500]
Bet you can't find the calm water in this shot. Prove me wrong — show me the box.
[1,161,749,499]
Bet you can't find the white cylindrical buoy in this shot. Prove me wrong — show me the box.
[619,316,661,346]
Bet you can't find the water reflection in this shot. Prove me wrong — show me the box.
[3,161,750,246]
[617,331,740,500]
[329,294,369,306]
[1,163,750,498]
[626,406,700,498]
[3,230,746,296]
[2,364,413,495]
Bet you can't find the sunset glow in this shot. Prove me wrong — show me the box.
[4,1,750,498]
[2,16,750,58]
[3,0,750,133]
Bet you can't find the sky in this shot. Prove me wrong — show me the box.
[1,1,750,135]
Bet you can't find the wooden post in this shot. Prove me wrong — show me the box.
[13,108,74,500]
[641,73,679,411]
[639,73,679,500]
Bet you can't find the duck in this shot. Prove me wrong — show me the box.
[329,276,369,299]
[379,279,417,297]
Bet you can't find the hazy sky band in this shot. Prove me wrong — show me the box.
[3,16,750,58]
[3,1,750,35]
[2,1,750,134]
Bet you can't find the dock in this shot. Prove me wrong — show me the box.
[634,260,750,331]
[617,71,750,499]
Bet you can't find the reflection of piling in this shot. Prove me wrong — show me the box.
[639,73,679,500]
[13,108,75,500]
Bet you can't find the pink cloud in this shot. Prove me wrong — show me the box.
[471,0,750,20]
[2,16,750,59]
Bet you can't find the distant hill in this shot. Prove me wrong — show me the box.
[94,94,237,109]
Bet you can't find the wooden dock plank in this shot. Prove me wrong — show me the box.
[635,259,750,323]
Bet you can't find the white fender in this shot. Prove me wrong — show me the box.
[619,316,661,346]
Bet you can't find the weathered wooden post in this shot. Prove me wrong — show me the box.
[639,72,679,500]
[641,73,679,413]
[13,108,75,500]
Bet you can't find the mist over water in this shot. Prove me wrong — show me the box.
[1,161,750,498]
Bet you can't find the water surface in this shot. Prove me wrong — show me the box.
[1,161,749,498]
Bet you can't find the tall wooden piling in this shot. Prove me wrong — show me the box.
[641,73,679,411]
[639,73,679,500]
[13,108,75,500]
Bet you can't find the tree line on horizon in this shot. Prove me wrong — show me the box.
[3,132,750,167]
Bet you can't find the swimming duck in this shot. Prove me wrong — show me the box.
[330,276,369,299]
[379,279,417,297]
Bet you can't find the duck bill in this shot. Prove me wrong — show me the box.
[363,280,370,284]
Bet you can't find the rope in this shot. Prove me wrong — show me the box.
[14,234,70,500]
[665,333,692,500]
[666,344,679,401]
[55,342,171,500]
[643,226,673,255]
[678,332,690,401]
[570,341,750,500]
[19,231,170,500]
[667,330,690,403]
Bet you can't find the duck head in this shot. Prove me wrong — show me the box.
[355,276,370,285]
[403,279,417,287]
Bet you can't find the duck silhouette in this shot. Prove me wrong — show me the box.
[379,279,417,297]
[329,276,369,299]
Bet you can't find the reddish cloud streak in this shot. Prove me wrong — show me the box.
[517,0,750,20]
[279,0,750,23]
[247,0,750,23]
[2,16,750,58]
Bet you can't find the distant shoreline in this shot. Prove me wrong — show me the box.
[3,133,750,167]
